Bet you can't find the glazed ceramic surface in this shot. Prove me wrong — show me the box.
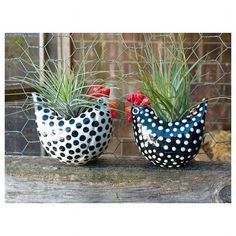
[32,93,113,165]
[132,98,208,168]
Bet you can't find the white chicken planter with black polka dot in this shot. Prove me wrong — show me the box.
[32,93,113,165]
[131,98,208,168]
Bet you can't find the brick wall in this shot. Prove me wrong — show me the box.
[5,33,231,157]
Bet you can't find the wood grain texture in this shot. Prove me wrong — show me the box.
[5,155,231,203]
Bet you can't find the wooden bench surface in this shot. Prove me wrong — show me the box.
[5,155,231,203]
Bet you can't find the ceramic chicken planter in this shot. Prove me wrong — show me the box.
[131,98,208,168]
[32,93,113,165]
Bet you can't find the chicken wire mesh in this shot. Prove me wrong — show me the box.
[5,33,231,161]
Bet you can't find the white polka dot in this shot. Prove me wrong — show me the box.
[168,165,173,168]
[145,113,149,117]
[145,142,148,147]
[182,119,187,123]
[192,117,196,121]
[181,147,186,152]
[180,156,185,160]
[152,155,156,158]
[176,165,181,167]
[175,122,180,125]
[197,113,202,117]
[193,140,197,144]
[177,134,182,138]
[184,140,189,145]
[199,107,203,111]
[144,150,148,154]
[160,165,164,167]
[163,162,167,165]
[155,143,160,147]
[185,133,190,139]
[150,111,154,115]
[141,119,145,123]
[176,139,181,144]
[139,135,143,140]
[134,131,137,136]
[170,133,174,137]
[148,149,152,153]
[193,111,197,115]
[190,128,194,132]
[164,145,169,150]
[137,117,141,122]
[201,119,204,124]
[173,127,177,132]
[148,118,152,122]
[173,162,177,165]
[152,123,156,127]
[164,159,168,163]
[199,136,202,140]
[185,124,189,128]
[172,147,176,151]
[158,126,163,130]
[158,136,163,141]
[194,122,198,127]
[176,155,180,158]
[180,126,185,131]
[154,116,157,120]
[159,153,164,157]
[166,128,170,132]
[171,159,174,162]
[188,148,192,152]
[168,122,173,127]
[187,155,191,158]
[157,157,161,161]
[166,138,171,143]
[145,109,149,113]
[159,120,164,124]
[167,155,171,158]
[196,129,201,134]
[153,149,157,153]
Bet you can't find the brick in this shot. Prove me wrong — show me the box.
[206,103,231,122]
[202,43,222,60]
[122,33,144,42]
[104,137,122,155]
[220,33,231,45]
[184,33,201,43]
[103,42,121,61]
[201,64,221,82]
[221,48,231,63]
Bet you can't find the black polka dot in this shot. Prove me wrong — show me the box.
[102,141,107,146]
[80,113,86,119]
[89,145,95,151]
[103,133,106,138]
[53,146,57,151]
[72,130,78,137]
[69,119,75,124]
[49,121,54,127]
[107,133,111,139]
[46,146,50,151]
[47,141,51,146]
[101,118,106,124]
[57,157,62,160]
[66,160,71,163]
[99,111,104,116]
[95,136,101,142]
[76,123,82,129]
[67,156,73,160]
[80,143,87,149]
[83,117,90,125]
[92,121,99,127]
[87,138,92,143]
[65,116,71,120]
[66,127,71,132]
[66,143,72,148]
[92,151,97,156]
[43,115,48,121]
[59,121,64,126]
[50,116,54,119]
[36,97,42,102]
[60,153,65,157]
[74,160,79,163]
[59,137,65,142]
[66,135,71,140]
[74,155,80,159]
[79,135,86,141]
[82,150,89,155]
[90,112,96,118]
[105,124,109,130]
[89,130,96,136]
[69,150,74,155]
[99,147,103,152]
[50,150,55,155]
[96,143,101,148]
[98,127,103,132]
[37,106,42,111]
[76,148,81,153]
[44,108,50,113]
[83,127,89,133]
[73,140,79,145]
[59,146,65,151]
[87,108,93,112]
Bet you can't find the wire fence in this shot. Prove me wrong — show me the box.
[5,33,231,161]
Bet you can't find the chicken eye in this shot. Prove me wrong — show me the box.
[133,107,139,115]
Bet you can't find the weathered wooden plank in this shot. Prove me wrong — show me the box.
[5,155,231,203]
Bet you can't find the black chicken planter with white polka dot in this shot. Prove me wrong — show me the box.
[32,93,113,165]
[131,98,208,168]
